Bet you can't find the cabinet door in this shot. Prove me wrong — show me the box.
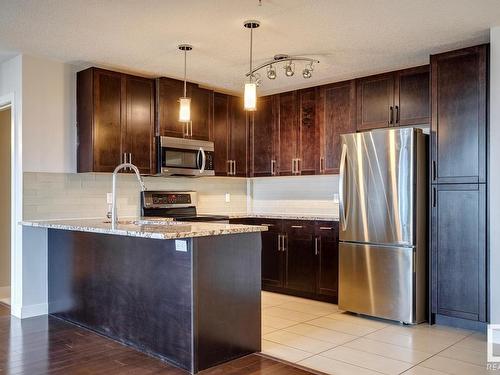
[356,73,394,131]
[278,92,298,175]
[319,80,356,174]
[258,219,284,288]
[251,95,276,176]
[316,222,339,299]
[395,66,430,127]
[229,96,248,177]
[156,77,185,138]
[298,88,318,175]
[189,84,213,141]
[124,76,155,174]
[284,221,316,294]
[431,184,486,322]
[431,45,487,184]
[93,69,124,172]
[213,93,230,175]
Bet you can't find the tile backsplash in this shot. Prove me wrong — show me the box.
[23,172,248,220]
[249,175,339,217]
[23,172,340,220]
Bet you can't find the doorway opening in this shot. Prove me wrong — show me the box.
[0,106,11,306]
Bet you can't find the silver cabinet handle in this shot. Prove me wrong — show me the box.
[261,223,274,227]
[296,158,301,175]
[320,157,325,173]
[291,225,303,229]
[292,159,295,174]
[282,234,287,252]
[227,160,231,175]
[277,234,282,251]
[271,159,276,175]
[315,237,319,255]
[128,153,132,164]
[233,160,237,175]
[183,122,188,137]
[319,226,333,230]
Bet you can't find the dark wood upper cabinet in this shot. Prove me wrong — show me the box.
[156,78,213,141]
[318,80,356,174]
[212,93,249,177]
[356,67,430,131]
[228,96,248,177]
[124,76,155,174]
[298,88,318,175]
[156,77,185,138]
[395,66,430,126]
[356,73,394,131]
[431,184,486,322]
[213,92,230,175]
[77,68,155,174]
[189,84,213,141]
[277,91,299,176]
[431,45,487,184]
[250,95,277,177]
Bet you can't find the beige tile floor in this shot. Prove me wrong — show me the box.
[260,291,493,375]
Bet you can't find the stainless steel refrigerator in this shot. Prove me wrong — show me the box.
[338,127,427,324]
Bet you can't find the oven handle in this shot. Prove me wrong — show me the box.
[198,147,206,173]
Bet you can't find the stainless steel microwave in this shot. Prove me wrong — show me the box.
[157,136,215,176]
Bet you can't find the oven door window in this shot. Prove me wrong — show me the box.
[163,149,199,169]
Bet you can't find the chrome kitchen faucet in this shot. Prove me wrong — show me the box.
[111,163,147,229]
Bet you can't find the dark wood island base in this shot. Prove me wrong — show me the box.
[48,229,262,373]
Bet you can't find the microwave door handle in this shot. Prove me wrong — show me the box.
[198,147,206,174]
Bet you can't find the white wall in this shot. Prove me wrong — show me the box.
[0,55,23,317]
[490,27,500,327]
[22,55,78,173]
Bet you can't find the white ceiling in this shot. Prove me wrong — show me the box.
[0,0,499,95]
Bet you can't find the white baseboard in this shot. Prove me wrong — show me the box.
[10,303,48,319]
[0,286,10,299]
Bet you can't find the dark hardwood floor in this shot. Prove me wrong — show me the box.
[0,303,318,375]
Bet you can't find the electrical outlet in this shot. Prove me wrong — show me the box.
[333,193,340,203]
[225,193,231,203]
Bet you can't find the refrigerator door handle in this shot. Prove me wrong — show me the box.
[339,143,348,231]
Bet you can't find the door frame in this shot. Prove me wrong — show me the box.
[0,93,23,318]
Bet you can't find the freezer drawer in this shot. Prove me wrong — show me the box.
[339,242,421,324]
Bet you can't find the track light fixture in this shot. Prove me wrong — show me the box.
[246,54,319,84]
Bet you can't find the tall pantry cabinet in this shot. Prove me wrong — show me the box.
[430,45,488,328]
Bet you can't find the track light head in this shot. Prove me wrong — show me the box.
[267,65,277,79]
[284,62,295,77]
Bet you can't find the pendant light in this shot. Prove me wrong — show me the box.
[244,20,260,111]
[178,44,193,122]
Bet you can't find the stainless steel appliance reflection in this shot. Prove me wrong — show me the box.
[338,128,427,324]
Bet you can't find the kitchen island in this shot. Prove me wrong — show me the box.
[21,219,266,374]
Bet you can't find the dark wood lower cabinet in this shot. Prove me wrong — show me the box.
[431,184,487,326]
[230,218,339,303]
[316,223,339,299]
[284,221,317,294]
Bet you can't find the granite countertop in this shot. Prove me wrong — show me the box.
[21,218,267,240]
[225,213,340,221]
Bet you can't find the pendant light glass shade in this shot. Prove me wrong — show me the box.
[178,44,192,122]
[244,82,257,111]
[179,97,191,122]
[243,20,260,111]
